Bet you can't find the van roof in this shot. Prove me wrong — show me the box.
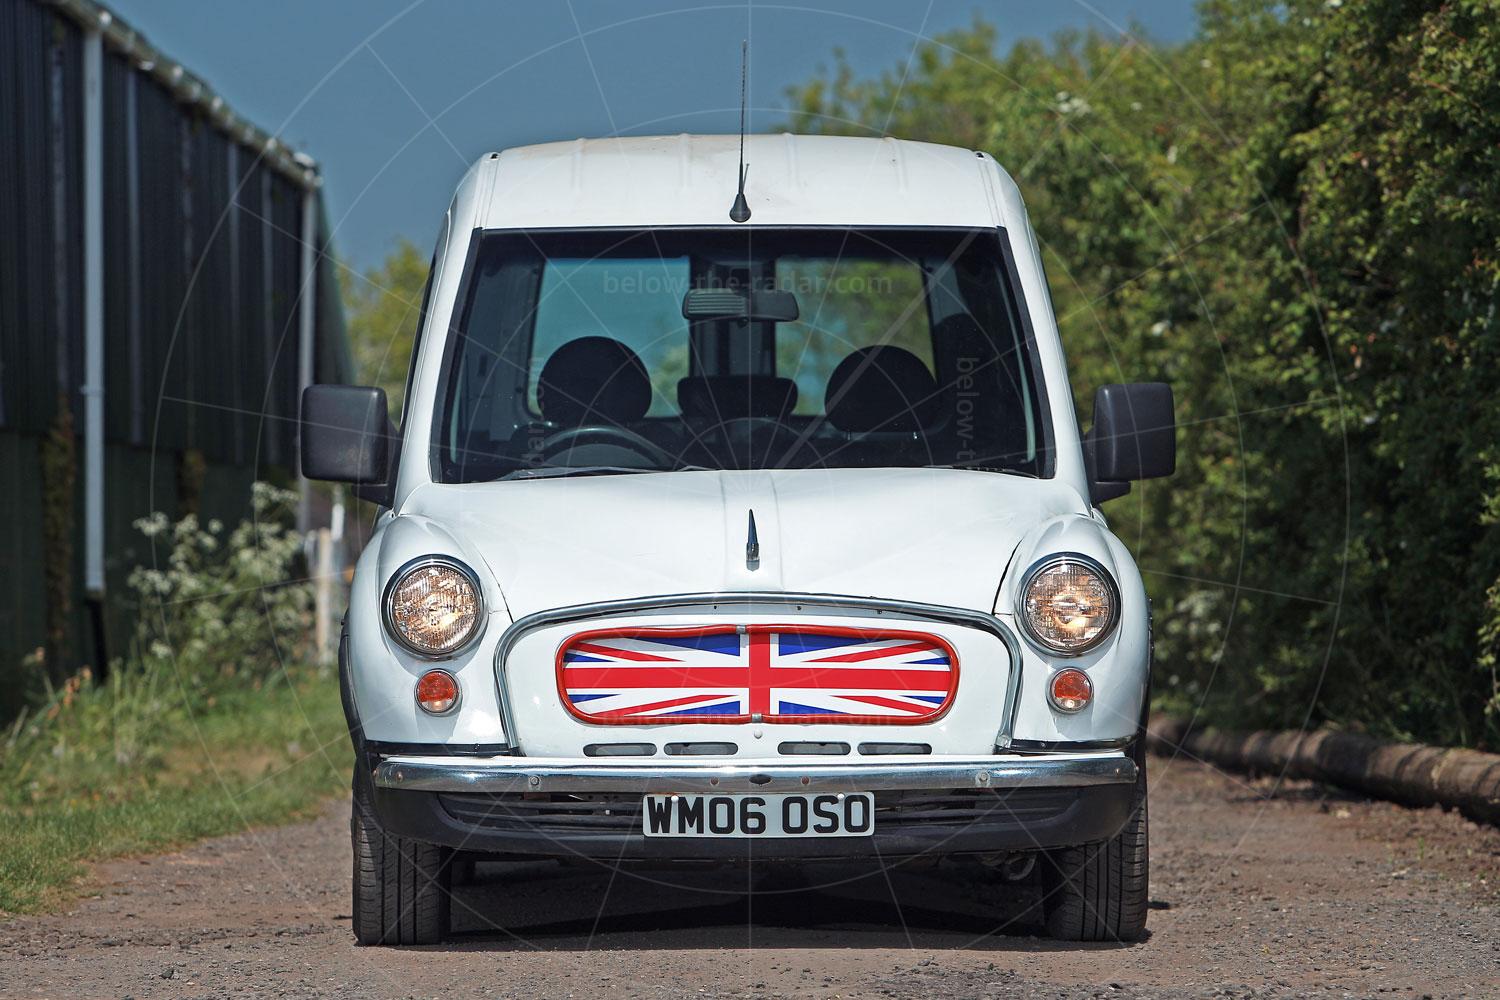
[475,134,1017,231]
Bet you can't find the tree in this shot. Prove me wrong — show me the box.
[787,0,1500,748]
[342,239,430,419]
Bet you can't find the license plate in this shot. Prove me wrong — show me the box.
[641,792,874,838]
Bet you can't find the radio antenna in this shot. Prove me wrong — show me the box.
[729,39,752,223]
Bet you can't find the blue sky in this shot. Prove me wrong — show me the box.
[108,1,1197,271]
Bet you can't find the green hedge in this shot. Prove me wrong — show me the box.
[787,0,1500,748]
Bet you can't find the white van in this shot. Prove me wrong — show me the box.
[302,134,1175,945]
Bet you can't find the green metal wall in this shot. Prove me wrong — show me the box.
[0,0,351,717]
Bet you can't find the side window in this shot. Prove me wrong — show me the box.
[773,256,933,415]
[527,256,690,417]
[926,244,1040,466]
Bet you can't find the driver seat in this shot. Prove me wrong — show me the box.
[516,337,663,470]
[536,337,653,427]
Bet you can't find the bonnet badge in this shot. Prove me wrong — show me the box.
[745,509,760,569]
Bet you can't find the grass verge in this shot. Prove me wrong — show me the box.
[0,665,348,915]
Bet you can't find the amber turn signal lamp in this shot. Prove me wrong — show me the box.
[1047,667,1092,714]
[415,669,460,715]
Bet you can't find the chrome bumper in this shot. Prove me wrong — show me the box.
[372,751,1137,795]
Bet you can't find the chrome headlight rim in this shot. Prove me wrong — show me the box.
[1015,551,1121,657]
[381,555,486,660]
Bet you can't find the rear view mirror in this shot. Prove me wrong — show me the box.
[682,287,800,323]
[300,385,392,501]
[1084,382,1176,505]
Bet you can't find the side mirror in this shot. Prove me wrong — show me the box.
[1083,382,1175,505]
[300,385,393,504]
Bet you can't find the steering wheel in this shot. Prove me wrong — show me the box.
[682,417,827,470]
[533,424,680,469]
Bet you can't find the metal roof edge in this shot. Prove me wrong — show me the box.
[45,0,321,190]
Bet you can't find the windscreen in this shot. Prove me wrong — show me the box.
[432,228,1049,482]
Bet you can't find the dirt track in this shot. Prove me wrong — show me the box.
[3,757,1498,999]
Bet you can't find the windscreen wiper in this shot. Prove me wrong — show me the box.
[928,463,1040,478]
[501,465,706,481]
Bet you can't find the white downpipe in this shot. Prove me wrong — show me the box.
[82,24,105,596]
[296,187,318,535]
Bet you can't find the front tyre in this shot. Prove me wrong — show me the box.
[1040,764,1149,942]
[351,776,451,946]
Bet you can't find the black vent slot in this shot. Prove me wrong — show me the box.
[440,793,641,832]
[778,741,850,756]
[858,742,932,756]
[583,742,656,757]
[663,742,737,756]
[873,788,1077,824]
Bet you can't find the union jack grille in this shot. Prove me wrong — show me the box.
[557,626,958,724]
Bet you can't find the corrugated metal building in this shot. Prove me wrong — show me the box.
[0,0,351,714]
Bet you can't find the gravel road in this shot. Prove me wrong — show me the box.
[3,756,1497,999]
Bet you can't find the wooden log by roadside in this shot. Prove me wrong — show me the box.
[1146,715,1500,826]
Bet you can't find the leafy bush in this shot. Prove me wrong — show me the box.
[127,481,312,682]
[0,483,342,913]
[787,0,1500,748]
[4,482,315,814]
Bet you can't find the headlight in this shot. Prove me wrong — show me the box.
[1017,554,1119,655]
[383,557,484,657]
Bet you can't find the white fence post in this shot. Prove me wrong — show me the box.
[314,527,333,665]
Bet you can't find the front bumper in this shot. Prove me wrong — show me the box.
[369,752,1138,860]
